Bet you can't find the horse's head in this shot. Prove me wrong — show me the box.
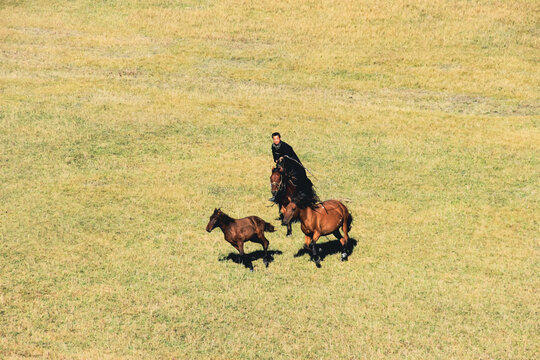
[206,208,222,232]
[282,202,299,225]
[270,167,284,196]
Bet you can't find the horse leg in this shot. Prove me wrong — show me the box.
[228,241,241,262]
[303,235,313,260]
[332,229,346,260]
[310,232,321,268]
[279,211,292,237]
[237,242,253,271]
[256,231,270,268]
[340,217,350,261]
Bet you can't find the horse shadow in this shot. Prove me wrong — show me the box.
[294,237,358,263]
[219,250,283,270]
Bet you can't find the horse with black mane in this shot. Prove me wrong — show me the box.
[270,164,319,236]
[270,166,296,236]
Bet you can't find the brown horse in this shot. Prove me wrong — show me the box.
[206,208,275,271]
[282,200,353,267]
[270,167,296,236]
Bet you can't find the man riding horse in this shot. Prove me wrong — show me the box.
[269,132,314,202]
[269,132,319,236]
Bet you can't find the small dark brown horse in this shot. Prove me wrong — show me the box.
[282,200,353,267]
[206,208,275,271]
[270,167,297,236]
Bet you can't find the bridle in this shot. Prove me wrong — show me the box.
[270,171,285,193]
[271,178,283,192]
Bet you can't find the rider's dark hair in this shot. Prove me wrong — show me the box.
[271,132,281,138]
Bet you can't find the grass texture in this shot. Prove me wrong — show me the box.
[0,0,539,358]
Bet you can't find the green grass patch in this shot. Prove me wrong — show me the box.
[1,0,538,358]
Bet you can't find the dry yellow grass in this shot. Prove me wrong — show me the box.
[1,0,539,358]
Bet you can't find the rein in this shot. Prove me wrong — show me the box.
[283,155,318,180]
[270,175,284,193]
[268,172,284,208]
[271,171,295,194]
[312,203,339,215]
[270,180,283,191]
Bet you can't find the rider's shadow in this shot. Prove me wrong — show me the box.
[219,250,283,269]
[294,237,358,262]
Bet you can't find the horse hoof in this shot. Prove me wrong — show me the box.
[250,268,254,272]
[341,252,348,261]
[286,233,292,237]
[316,262,322,268]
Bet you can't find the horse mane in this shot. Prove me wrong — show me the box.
[218,212,235,225]
[271,166,319,209]
[291,191,319,209]
[290,173,319,209]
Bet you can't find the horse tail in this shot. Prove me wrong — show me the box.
[346,213,353,231]
[264,222,276,233]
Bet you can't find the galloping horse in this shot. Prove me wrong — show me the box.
[282,200,353,267]
[206,208,275,271]
[270,167,296,236]
[270,166,319,236]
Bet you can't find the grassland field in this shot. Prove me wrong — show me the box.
[0,0,539,358]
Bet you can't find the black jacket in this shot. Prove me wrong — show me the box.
[272,141,306,178]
